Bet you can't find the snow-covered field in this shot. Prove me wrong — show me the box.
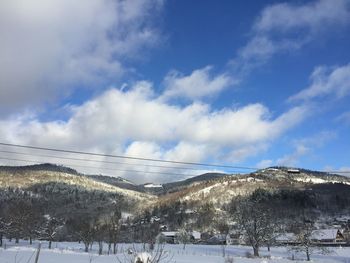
[1,240,350,263]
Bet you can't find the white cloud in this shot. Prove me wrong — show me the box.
[260,131,336,167]
[276,144,310,167]
[161,66,235,101]
[323,166,350,176]
[238,36,304,69]
[256,159,274,169]
[0,0,163,113]
[226,144,268,164]
[335,111,350,125]
[298,130,336,148]
[254,0,350,33]
[338,167,350,176]
[163,142,208,163]
[122,141,212,182]
[234,0,350,71]
[277,131,336,166]
[289,64,350,101]
[0,82,309,182]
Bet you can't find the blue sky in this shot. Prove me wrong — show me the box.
[0,0,350,182]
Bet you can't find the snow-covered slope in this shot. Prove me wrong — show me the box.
[158,167,350,207]
[0,164,155,202]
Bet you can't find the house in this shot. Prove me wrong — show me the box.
[150,216,160,223]
[144,183,163,188]
[157,231,178,244]
[275,233,297,245]
[159,225,167,231]
[206,234,232,245]
[191,231,201,242]
[228,230,243,245]
[311,229,345,244]
[156,231,202,244]
[267,168,279,172]
[287,169,300,174]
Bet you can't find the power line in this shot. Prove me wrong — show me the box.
[0,142,257,170]
[0,142,348,175]
[0,149,246,173]
[0,156,234,177]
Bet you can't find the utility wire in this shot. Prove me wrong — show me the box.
[0,149,244,173]
[0,156,238,177]
[0,142,349,175]
[0,142,257,170]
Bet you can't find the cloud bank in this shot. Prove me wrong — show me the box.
[0,0,163,112]
[161,66,235,101]
[290,64,350,101]
[234,0,350,71]
[1,0,349,182]
[0,82,309,182]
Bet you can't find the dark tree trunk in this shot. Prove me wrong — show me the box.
[221,245,226,257]
[30,236,32,245]
[108,242,111,255]
[253,245,259,257]
[49,240,52,249]
[113,242,117,254]
[98,241,103,255]
[84,243,89,252]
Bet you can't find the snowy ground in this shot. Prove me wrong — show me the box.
[1,240,350,263]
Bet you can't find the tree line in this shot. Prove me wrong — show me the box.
[0,185,127,255]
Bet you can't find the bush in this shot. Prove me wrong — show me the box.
[224,256,234,263]
[245,251,253,258]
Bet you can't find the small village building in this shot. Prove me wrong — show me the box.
[267,168,279,172]
[287,169,300,174]
[156,231,203,244]
[191,231,201,242]
[150,216,160,223]
[311,229,345,244]
[157,231,178,244]
[206,234,232,245]
[228,230,243,245]
[143,183,163,188]
[275,233,297,245]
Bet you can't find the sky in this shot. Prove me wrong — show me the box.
[0,0,350,183]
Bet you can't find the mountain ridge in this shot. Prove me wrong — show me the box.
[2,163,350,211]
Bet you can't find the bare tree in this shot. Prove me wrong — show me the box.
[105,203,121,254]
[176,228,191,250]
[67,217,95,252]
[39,215,63,249]
[0,201,5,247]
[289,221,330,261]
[0,214,7,247]
[94,220,108,255]
[133,221,159,251]
[196,202,216,231]
[216,221,230,257]
[116,243,174,263]
[231,190,279,257]
[5,199,42,244]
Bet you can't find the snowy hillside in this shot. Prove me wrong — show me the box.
[0,164,155,202]
[158,167,350,207]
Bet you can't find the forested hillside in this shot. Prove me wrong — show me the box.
[1,164,350,252]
